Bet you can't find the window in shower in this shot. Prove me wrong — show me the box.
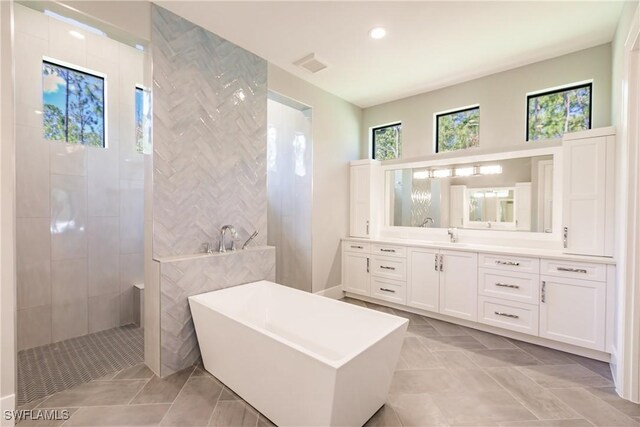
[42,60,105,147]
[135,86,144,153]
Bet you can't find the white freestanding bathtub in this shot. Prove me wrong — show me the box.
[188,280,407,427]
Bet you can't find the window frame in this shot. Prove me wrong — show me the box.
[42,58,107,147]
[525,82,593,142]
[371,122,402,160]
[435,105,480,153]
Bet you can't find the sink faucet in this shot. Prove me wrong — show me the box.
[219,225,238,253]
[447,227,458,243]
[420,217,434,228]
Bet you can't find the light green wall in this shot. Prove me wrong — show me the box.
[362,44,612,160]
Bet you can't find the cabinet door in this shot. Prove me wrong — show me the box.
[350,165,371,238]
[539,275,606,351]
[407,248,440,313]
[563,137,607,256]
[342,251,370,296]
[439,250,478,321]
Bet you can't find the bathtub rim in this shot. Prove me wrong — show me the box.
[188,280,408,370]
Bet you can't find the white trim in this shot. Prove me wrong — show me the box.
[617,4,640,403]
[314,285,344,300]
[1,394,15,427]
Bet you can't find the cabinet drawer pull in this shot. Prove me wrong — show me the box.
[379,288,396,293]
[439,254,443,272]
[563,227,568,249]
[495,260,520,266]
[495,282,520,289]
[435,254,438,272]
[557,267,588,274]
[494,311,519,319]
[380,266,396,270]
[380,248,396,253]
[366,220,370,235]
[350,245,364,249]
[366,258,370,273]
[541,281,546,303]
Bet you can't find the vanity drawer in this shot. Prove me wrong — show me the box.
[371,255,407,281]
[478,296,539,336]
[371,244,406,258]
[343,241,371,254]
[541,259,606,282]
[478,268,540,305]
[371,277,407,305]
[479,253,539,274]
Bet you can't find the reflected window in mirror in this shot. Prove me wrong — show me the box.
[435,106,479,153]
[372,123,402,160]
[527,82,592,141]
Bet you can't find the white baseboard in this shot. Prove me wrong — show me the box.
[314,285,344,300]
[1,394,15,427]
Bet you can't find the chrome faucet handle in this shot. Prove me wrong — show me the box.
[202,242,214,254]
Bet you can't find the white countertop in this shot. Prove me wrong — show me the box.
[343,237,616,265]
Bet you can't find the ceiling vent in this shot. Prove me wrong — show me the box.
[294,53,327,73]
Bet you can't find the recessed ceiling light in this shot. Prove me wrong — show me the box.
[69,30,85,40]
[369,27,386,40]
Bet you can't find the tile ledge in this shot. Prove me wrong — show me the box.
[154,245,274,263]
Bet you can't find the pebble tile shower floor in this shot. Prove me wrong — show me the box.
[16,300,640,426]
[17,324,144,406]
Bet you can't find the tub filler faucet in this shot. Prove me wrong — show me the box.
[219,225,238,253]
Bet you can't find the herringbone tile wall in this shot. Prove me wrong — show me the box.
[159,247,275,376]
[151,6,275,377]
[151,5,268,259]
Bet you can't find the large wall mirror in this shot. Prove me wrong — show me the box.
[386,155,554,233]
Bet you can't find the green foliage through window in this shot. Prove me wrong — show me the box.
[43,61,105,147]
[135,87,144,153]
[436,107,480,153]
[527,83,591,141]
[373,123,402,160]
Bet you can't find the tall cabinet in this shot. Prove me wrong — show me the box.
[562,128,615,257]
[350,160,381,238]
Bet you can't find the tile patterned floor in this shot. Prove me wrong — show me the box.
[17,325,144,406]
[17,299,640,426]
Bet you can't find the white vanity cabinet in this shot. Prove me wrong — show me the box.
[350,160,381,238]
[342,250,370,296]
[407,248,440,312]
[342,241,408,304]
[342,238,614,358]
[439,250,479,321]
[539,259,608,351]
[407,248,478,321]
[562,128,615,257]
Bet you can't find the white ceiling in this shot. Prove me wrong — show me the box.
[157,1,627,108]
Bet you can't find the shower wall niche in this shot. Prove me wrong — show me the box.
[14,4,148,350]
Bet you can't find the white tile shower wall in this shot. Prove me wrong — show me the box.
[14,4,147,350]
[151,6,274,376]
